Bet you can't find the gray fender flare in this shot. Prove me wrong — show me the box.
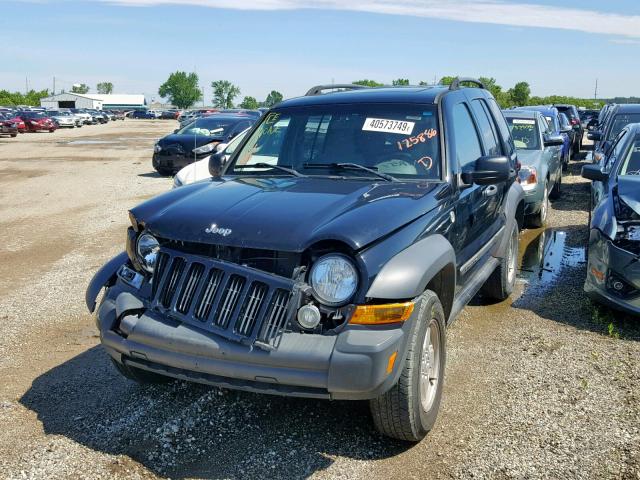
[494,182,525,258]
[85,251,128,313]
[365,234,456,300]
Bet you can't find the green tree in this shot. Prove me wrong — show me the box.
[438,76,456,86]
[0,89,49,106]
[71,83,90,94]
[392,78,410,86]
[509,81,531,106]
[158,71,202,109]
[239,96,259,109]
[263,90,284,108]
[352,79,384,87]
[96,82,113,94]
[212,80,241,109]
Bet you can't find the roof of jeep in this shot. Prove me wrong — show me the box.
[612,104,640,114]
[276,86,450,108]
[503,110,539,119]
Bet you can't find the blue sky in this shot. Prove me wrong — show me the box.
[1,0,639,103]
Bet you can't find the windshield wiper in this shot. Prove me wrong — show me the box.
[303,162,397,182]
[234,163,306,177]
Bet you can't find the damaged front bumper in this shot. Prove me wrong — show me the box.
[584,229,640,316]
[87,253,416,400]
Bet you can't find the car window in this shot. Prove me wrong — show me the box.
[470,99,501,157]
[487,98,515,156]
[605,130,628,170]
[606,113,640,141]
[539,116,551,134]
[506,117,540,150]
[559,113,570,129]
[619,136,640,176]
[230,104,442,180]
[452,103,482,171]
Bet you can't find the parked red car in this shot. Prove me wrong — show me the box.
[0,113,19,137]
[1,113,26,133]
[17,111,57,132]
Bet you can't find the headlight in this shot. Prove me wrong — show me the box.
[517,166,538,190]
[193,142,218,154]
[154,143,162,153]
[172,175,183,188]
[136,233,160,273]
[310,254,358,306]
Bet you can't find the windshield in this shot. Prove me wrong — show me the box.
[177,118,235,137]
[607,113,640,140]
[620,137,640,176]
[22,112,46,119]
[506,117,540,150]
[227,104,441,180]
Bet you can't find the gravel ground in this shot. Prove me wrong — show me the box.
[0,124,638,479]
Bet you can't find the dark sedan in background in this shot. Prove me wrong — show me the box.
[152,114,256,175]
[582,123,640,316]
[554,104,583,157]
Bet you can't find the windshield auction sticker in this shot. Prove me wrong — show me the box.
[512,119,536,125]
[363,118,415,135]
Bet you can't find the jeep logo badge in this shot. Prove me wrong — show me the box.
[205,224,232,236]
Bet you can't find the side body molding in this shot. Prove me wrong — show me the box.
[85,251,129,312]
[366,234,456,300]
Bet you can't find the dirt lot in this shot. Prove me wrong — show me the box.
[0,122,638,480]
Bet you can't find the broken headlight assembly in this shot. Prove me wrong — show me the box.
[136,233,160,273]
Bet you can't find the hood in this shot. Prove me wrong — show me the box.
[516,150,543,168]
[131,177,445,252]
[618,176,640,214]
[158,133,223,151]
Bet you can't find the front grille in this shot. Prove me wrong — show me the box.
[150,248,295,348]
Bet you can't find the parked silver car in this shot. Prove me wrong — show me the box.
[47,110,78,128]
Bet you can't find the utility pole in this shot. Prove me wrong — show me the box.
[594,78,598,101]
[25,76,29,94]
[53,76,56,95]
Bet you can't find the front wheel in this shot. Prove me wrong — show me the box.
[481,221,519,300]
[549,169,562,200]
[370,290,446,442]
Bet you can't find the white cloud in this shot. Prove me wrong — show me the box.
[101,0,640,39]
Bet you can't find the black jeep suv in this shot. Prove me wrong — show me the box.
[87,79,525,442]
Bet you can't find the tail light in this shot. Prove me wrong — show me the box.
[570,118,578,125]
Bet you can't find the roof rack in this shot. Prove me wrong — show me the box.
[448,77,486,91]
[305,84,370,96]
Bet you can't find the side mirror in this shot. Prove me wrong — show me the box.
[461,155,511,185]
[544,134,564,147]
[581,164,609,182]
[588,131,602,141]
[208,152,225,178]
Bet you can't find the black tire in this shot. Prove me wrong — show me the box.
[481,221,519,301]
[111,358,172,384]
[152,157,173,176]
[527,181,548,228]
[549,169,562,200]
[11,133,17,138]
[370,290,446,442]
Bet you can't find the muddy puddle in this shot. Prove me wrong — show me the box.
[517,228,586,297]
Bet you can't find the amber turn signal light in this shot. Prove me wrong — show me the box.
[349,302,415,325]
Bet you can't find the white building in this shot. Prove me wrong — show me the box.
[40,93,146,110]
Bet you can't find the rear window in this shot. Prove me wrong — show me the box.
[229,103,442,180]
[506,117,540,150]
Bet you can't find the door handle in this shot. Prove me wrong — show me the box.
[483,185,498,197]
